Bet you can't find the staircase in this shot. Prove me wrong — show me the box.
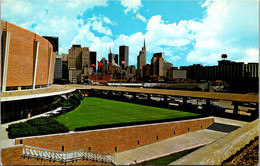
[20,145,115,164]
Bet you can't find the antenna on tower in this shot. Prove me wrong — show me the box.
[109,46,111,54]
[144,38,146,47]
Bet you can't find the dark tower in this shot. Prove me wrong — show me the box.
[119,45,129,69]
[42,36,59,53]
[90,51,97,72]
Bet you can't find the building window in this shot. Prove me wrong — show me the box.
[137,140,139,145]
[156,136,158,140]
[115,146,117,152]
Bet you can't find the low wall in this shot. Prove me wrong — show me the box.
[15,117,214,154]
[170,119,259,165]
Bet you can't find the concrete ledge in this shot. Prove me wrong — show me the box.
[170,119,259,165]
[1,88,76,102]
[1,144,23,150]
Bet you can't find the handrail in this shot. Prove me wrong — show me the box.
[20,145,115,164]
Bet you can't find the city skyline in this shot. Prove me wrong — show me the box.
[2,0,259,67]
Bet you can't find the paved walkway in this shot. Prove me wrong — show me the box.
[114,129,227,165]
[113,117,248,165]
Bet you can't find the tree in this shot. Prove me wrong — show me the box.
[221,54,227,60]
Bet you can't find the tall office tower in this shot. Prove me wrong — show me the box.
[119,45,129,69]
[143,64,151,77]
[68,45,81,69]
[68,45,90,83]
[68,45,90,69]
[126,65,136,78]
[82,47,90,69]
[62,53,69,80]
[54,55,62,79]
[151,52,164,77]
[137,39,146,77]
[90,51,97,72]
[43,36,59,53]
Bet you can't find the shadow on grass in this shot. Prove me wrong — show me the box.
[137,146,201,165]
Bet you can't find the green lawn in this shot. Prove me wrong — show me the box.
[56,97,200,130]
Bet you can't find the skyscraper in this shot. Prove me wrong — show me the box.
[67,45,90,83]
[151,52,164,77]
[54,55,62,79]
[90,51,97,72]
[119,45,129,69]
[42,36,59,53]
[137,39,146,77]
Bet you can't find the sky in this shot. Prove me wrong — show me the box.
[2,0,259,67]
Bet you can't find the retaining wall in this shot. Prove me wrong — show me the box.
[3,117,213,165]
[15,118,214,154]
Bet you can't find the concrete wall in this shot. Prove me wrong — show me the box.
[171,119,259,165]
[1,20,54,88]
[15,118,214,154]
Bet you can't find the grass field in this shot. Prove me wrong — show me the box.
[56,97,200,130]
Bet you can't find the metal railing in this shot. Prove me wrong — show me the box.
[20,145,115,164]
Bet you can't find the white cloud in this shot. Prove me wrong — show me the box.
[91,21,112,36]
[3,0,258,67]
[133,12,147,22]
[67,0,108,9]
[237,49,259,63]
[119,0,146,22]
[186,0,259,65]
[103,17,112,24]
[145,15,193,48]
[120,0,142,13]
[2,0,110,54]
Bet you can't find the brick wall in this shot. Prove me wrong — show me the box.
[15,118,214,154]
[1,20,54,87]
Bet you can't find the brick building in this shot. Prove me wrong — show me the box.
[1,20,55,92]
[151,53,164,77]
